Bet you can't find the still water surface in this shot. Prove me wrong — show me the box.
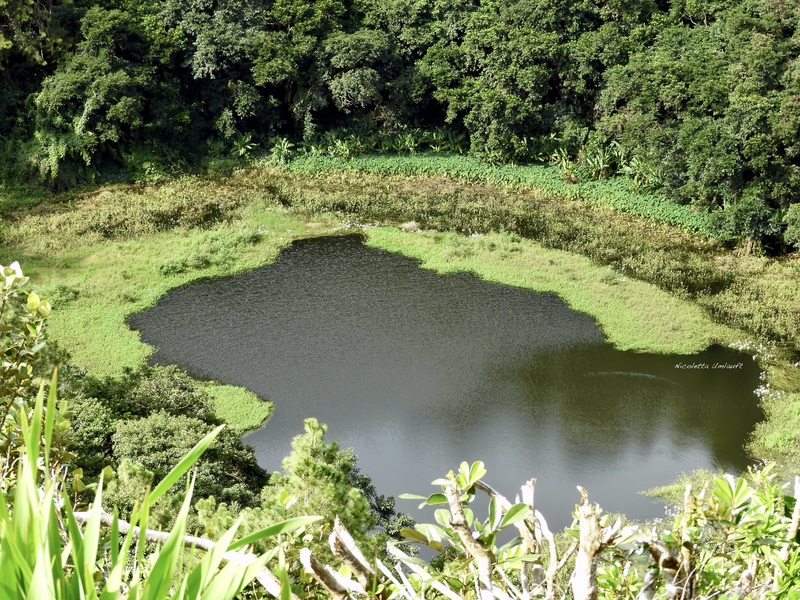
[129,235,762,526]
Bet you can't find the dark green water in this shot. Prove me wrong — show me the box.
[129,234,762,525]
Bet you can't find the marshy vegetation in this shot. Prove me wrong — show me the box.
[3,0,800,596]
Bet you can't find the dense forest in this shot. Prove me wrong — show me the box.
[2,0,800,251]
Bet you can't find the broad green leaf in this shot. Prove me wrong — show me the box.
[488,496,499,531]
[142,475,196,600]
[79,477,105,595]
[468,461,487,486]
[400,528,429,544]
[228,516,322,551]
[279,565,292,600]
[416,523,444,544]
[149,425,223,505]
[43,369,58,467]
[434,509,451,528]
[184,519,241,598]
[26,293,40,310]
[424,493,448,507]
[499,503,529,529]
[398,493,427,500]
[464,507,474,528]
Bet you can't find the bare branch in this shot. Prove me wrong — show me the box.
[571,488,603,600]
[774,476,800,592]
[330,516,376,590]
[386,544,462,600]
[445,483,495,599]
[636,566,659,600]
[299,547,363,599]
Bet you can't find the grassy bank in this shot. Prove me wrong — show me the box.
[287,153,713,234]
[365,227,734,354]
[257,158,800,346]
[1,159,799,468]
[0,177,343,430]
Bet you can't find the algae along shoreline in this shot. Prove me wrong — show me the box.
[1,159,799,474]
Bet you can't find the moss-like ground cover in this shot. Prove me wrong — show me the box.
[365,227,735,354]
[0,177,342,430]
[1,159,798,467]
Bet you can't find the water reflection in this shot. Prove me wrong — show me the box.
[129,234,762,527]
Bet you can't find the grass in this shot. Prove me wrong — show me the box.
[33,213,323,376]
[286,153,713,234]
[2,160,800,471]
[364,227,736,354]
[202,383,272,433]
[641,469,719,504]
[251,160,800,345]
[0,175,342,431]
[0,174,342,375]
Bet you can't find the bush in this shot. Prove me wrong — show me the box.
[113,410,267,507]
[710,188,784,253]
[785,203,800,249]
[1,382,298,599]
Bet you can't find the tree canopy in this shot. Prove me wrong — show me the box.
[2,0,799,251]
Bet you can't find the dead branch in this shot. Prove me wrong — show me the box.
[330,516,376,590]
[571,487,603,600]
[774,476,800,592]
[445,483,495,599]
[386,545,462,600]
[299,547,364,599]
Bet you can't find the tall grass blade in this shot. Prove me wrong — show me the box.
[228,516,322,551]
[141,473,197,600]
[148,425,223,505]
[43,368,58,468]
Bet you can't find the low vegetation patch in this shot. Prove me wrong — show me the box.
[365,227,735,354]
[202,383,272,433]
[253,161,800,345]
[2,162,800,472]
[288,153,714,234]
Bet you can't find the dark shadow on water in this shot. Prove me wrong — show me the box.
[128,234,762,529]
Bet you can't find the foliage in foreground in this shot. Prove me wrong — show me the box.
[1,262,799,598]
[0,374,320,599]
[5,374,800,599]
[282,460,799,599]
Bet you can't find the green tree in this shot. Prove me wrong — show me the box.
[783,202,800,249]
[251,0,347,137]
[597,0,800,248]
[262,418,379,551]
[112,410,267,508]
[30,6,152,183]
[323,29,390,114]
[125,364,218,421]
[198,418,410,566]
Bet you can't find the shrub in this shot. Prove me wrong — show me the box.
[785,203,800,249]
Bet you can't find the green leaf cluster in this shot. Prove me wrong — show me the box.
[1,375,302,599]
